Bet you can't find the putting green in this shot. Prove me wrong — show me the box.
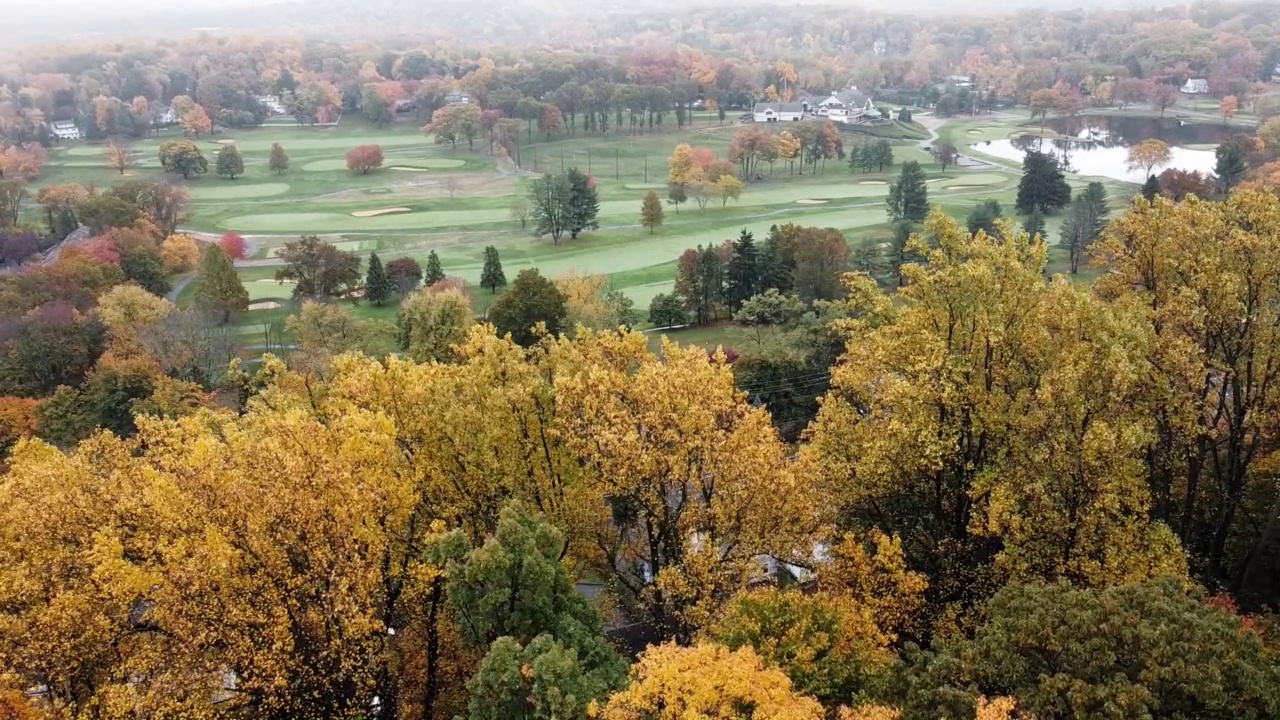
[624,183,668,190]
[64,145,108,157]
[301,157,465,171]
[190,183,291,200]
[224,207,510,232]
[935,173,1005,187]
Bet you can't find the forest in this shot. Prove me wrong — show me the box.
[5,1,1280,719]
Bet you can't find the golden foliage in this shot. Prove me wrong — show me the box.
[838,706,901,720]
[603,642,824,720]
[159,233,201,273]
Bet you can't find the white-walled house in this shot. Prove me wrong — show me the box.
[1182,78,1210,94]
[752,102,806,122]
[254,95,287,115]
[49,120,82,140]
[815,87,876,124]
[153,105,178,125]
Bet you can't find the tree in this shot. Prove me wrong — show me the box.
[1158,169,1216,201]
[427,103,483,151]
[724,228,760,311]
[966,199,1004,237]
[268,142,290,175]
[1058,182,1108,273]
[287,300,393,366]
[362,84,393,126]
[386,256,424,294]
[0,181,26,228]
[648,293,688,327]
[1015,150,1071,215]
[215,143,245,179]
[193,244,249,323]
[160,233,201,273]
[424,250,446,286]
[1142,174,1161,200]
[0,303,106,398]
[675,245,723,325]
[901,579,1280,720]
[666,184,687,214]
[104,142,134,175]
[640,190,664,233]
[1221,95,1239,123]
[708,588,893,708]
[487,269,567,345]
[1022,210,1046,240]
[565,169,599,239]
[1126,139,1172,179]
[931,143,959,172]
[602,643,824,720]
[887,161,929,224]
[509,198,531,229]
[119,243,171,296]
[480,245,506,293]
[364,252,392,306]
[716,175,744,206]
[396,286,474,362]
[180,103,212,137]
[1028,88,1062,134]
[528,173,573,243]
[158,140,208,179]
[218,232,248,261]
[274,235,362,300]
[1215,137,1250,193]
[791,227,851,303]
[540,104,563,140]
[1149,82,1179,118]
[346,144,385,174]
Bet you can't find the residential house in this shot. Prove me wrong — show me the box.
[153,105,178,125]
[254,94,287,115]
[752,102,806,122]
[947,75,974,88]
[444,91,471,105]
[49,120,82,140]
[1182,78,1210,94]
[873,39,887,56]
[815,86,876,124]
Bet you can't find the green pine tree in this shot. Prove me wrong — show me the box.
[724,228,760,311]
[887,160,930,223]
[215,144,245,179]
[480,245,507,294]
[1023,210,1047,241]
[1015,150,1072,215]
[193,245,249,323]
[424,250,445,285]
[566,168,600,240]
[1142,174,1161,201]
[364,252,392,306]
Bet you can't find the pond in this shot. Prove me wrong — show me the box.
[972,115,1236,183]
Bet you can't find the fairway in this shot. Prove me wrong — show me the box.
[301,157,465,171]
[190,183,291,200]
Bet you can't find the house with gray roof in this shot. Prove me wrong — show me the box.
[752,102,806,122]
[815,86,876,124]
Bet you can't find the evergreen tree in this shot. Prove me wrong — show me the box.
[1214,139,1248,194]
[193,245,249,323]
[268,143,290,175]
[873,139,894,171]
[758,226,792,293]
[424,250,445,285]
[1015,150,1072,215]
[640,190,665,234]
[966,199,1004,237]
[847,143,863,174]
[566,168,600,239]
[215,144,245,179]
[480,245,507,294]
[1023,210,1047,241]
[724,228,761,311]
[364,252,392,306]
[1142,174,1161,201]
[887,160,930,223]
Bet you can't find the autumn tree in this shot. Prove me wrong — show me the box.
[268,142,290,174]
[1221,95,1239,123]
[640,190,664,233]
[487,268,566,345]
[396,286,474,362]
[1126,138,1172,179]
[160,233,200,273]
[0,181,26,228]
[275,235,362,300]
[428,103,483,151]
[1149,82,1179,118]
[215,143,245,179]
[675,244,723,325]
[286,301,393,367]
[480,245,506,293]
[180,103,212,137]
[1028,87,1061,134]
[104,142,134,175]
[218,232,248,261]
[387,256,424,294]
[193,244,249,323]
[159,140,208,179]
[603,643,824,720]
[346,144,385,174]
[540,104,563,140]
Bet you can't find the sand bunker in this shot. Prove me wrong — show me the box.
[966,129,984,134]
[858,180,887,185]
[794,199,829,205]
[248,301,281,310]
[351,207,412,217]
[625,183,667,190]
[389,166,431,172]
[945,185,978,190]
[216,139,236,145]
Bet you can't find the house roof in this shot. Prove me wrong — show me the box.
[753,102,806,113]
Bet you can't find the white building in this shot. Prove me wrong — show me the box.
[947,75,974,88]
[444,91,471,105]
[254,94,287,115]
[752,102,806,122]
[1182,78,1210,94]
[49,120,82,140]
[153,105,177,125]
[815,87,876,124]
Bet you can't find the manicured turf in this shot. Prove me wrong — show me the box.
[189,183,292,200]
[300,157,466,171]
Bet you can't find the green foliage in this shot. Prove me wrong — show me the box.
[215,144,245,179]
[119,244,170,296]
[900,579,1280,720]
[734,289,808,329]
[0,307,105,398]
[528,173,573,243]
[1015,150,1071,215]
[487,268,567,346]
[268,142,290,175]
[1059,182,1109,274]
[966,199,1004,238]
[363,252,392,306]
[566,168,599,240]
[724,228,760,312]
[465,634,623,720]
[480,245,506,294]
[274,235,362,300]
[395,287,473,362]
[887,160,929,224]
[193,245,249,323]
[640,190,664,233]
[35,360,156,447]
[361,84,392,126]
[648,293,688,327]
[674,244,723,325]
[158,140,207,179]
[424,250,446,286]
[1022,210,1046,241]
[1142,173,1161,200]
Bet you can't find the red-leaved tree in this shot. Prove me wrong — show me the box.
[218,232,248,261]
[346,145,385,175]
